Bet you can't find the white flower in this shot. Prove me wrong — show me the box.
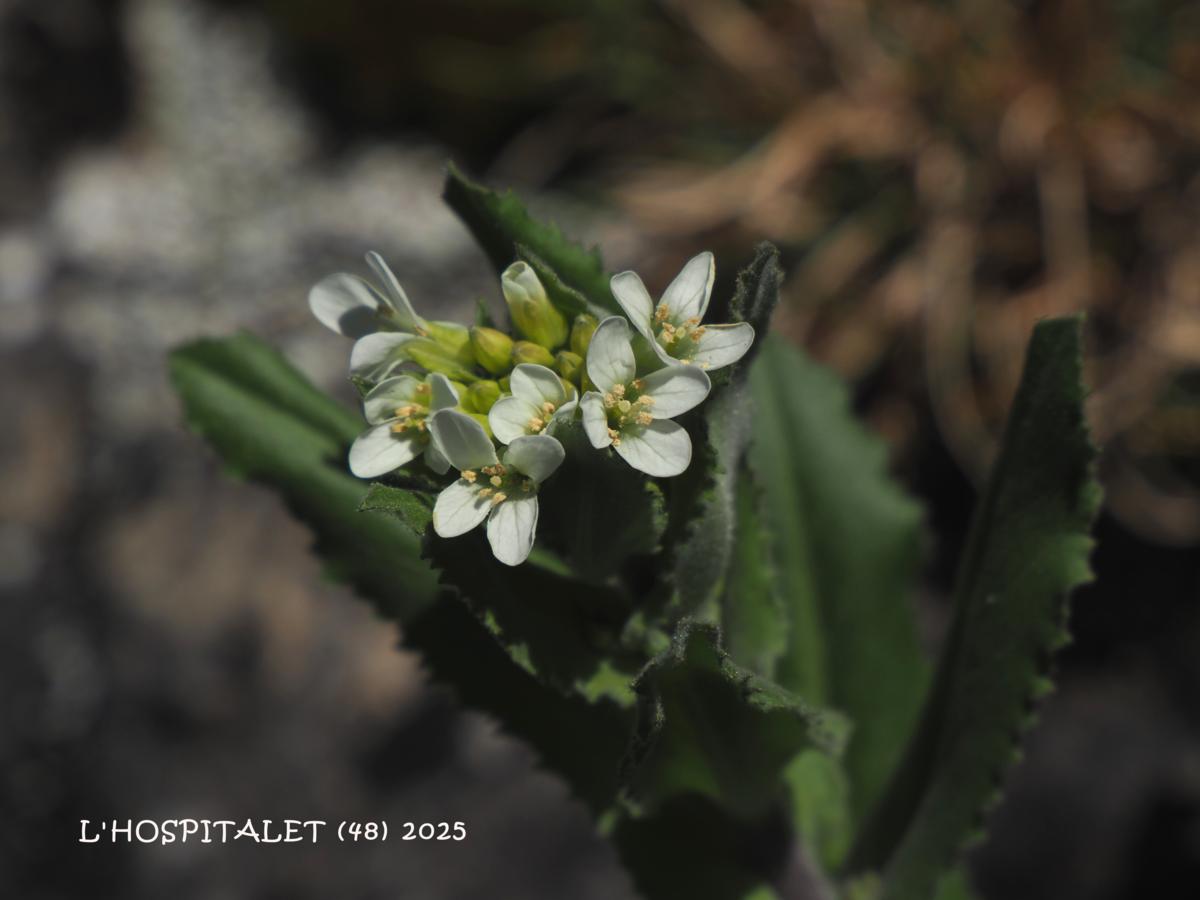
[309,251,469,382]
[610,251,755,371]
[309,250,427,338]
[487,364,578,444]
[579,317,710,477]
[348,373,459,478]
[428,410,564,566]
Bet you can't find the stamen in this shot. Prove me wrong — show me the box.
[611,384,626,399]
[479,487,493,498]
[489,475,503,487]
[527,417,544,432]
[636,411,653,425]
[541,401,556,415]
[491,492,507,506]
[461,470,477,482]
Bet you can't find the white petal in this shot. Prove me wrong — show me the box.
[586,317,636,392]
[427,409,498,471]
[433,480,492,538]
[639,365,712,418]
[364,250,426,331]
[614,420,692,477]
[486,495,539,566]
[510,363,570,407]
[309,273,383,338]
[348,424,422,477]
[362,375,422,424]
[503,434,565,484]
[350,332,418,380]
[692,323,756,371]
[610,270,656,341]
[488,395,540,444]
[427,373,460,410]
[660,252,715,321]
[423,441,451,475]
[580,392,612,448]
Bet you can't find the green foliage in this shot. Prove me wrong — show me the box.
[847,316,1100,899]
[660,245,783,621]
[443,163,620,318]
[623,621,846,821]
[749,335,929,827]
[168,335,632,815]
[170,170,1102,900]
[424,521,640,703]
[359,482,434,535]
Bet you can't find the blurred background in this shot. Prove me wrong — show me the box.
[1,0,1198,897]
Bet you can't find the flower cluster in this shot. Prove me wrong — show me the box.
[310,251,754,564]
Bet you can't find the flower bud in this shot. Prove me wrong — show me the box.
[405,338,477,383]
[569,313,598,358]
[469,326,514,376]
[502,262,568,350]
[498,375,511,392]
[465,379,501,413]
[511,340,556,368]
[554,350,584,386]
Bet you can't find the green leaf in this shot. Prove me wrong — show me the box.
[623,621,847,821]
[516,244,610,321]
[535,421,667,584]
[748,334,928,826]
[443,163,621,316]
[847,316,1101,899]
[359,483,434,536]
[423,523,640,705]
[660,245,784,621]
[785,749,853,872]
[168,334,632,813]
[612,795,789,900]
[721,461,787,679]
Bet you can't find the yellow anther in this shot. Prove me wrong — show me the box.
[490,475,503,487]
[693,325,706,337]
[491,492,507,506]
[686,317,701,327]
[542,401,556,415]
[479,487,493,498]
[655,305,670,322]
[527,417,545,432]
[636,411,653,425]
[611,384,626,398]
[632,378,645,391]
[462,470,477,482]
[637,395,654,407]
[390,422,406,433]
[415,382,430,394]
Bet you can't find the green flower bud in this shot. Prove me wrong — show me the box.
[511,340,556,368]
[498,375,511,392]
[502,261,568,350]
[469,326,514,376]
[465,379,501,413]
[405,338,477,383]
[555,350,584,386]
[569,313,598,358]
[425,321,476,369]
